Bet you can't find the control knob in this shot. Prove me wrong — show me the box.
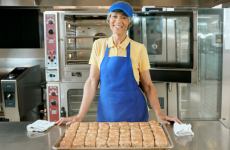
[9,74,15,79]
[48,56,51,59]
[51,100,56,106]
[51,92,55,96]
[49,21,53,24]
[7,94,12,99]
[48,29,54,35]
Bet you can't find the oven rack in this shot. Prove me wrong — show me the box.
[70,95,99,97]
[67,36,108,38]
[66,22,107,26]
[71,108,97,111]
[67,48,92,52]
[67,57,90,61]
[71,102,98,104]
[67,61,88,65]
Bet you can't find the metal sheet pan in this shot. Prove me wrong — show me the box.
[53,122,174,150]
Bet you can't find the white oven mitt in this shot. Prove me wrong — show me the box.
[27,120,55,132]
[173,122,194,136]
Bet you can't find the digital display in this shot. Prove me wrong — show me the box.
[49,39,54,43]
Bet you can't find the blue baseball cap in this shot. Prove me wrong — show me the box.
[109,3,133,17]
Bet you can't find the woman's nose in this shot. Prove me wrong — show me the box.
[115,17,122,23]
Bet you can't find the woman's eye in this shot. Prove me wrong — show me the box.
[112,15,117,18]
[122,17,127,19]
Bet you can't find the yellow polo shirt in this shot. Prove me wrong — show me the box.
[89,36,150,84]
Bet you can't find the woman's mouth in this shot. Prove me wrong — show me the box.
[114,25,122,28]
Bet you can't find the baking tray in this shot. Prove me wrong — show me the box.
[53,122,174,150]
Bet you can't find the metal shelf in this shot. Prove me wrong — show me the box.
[67,57,90,61]
[67,22,107,26]
[67,36,108,38]
[71,108,97,111]
[67,48,92,52]
[70,95,99,97]
[67,62,89,65]
[71,102,98,104]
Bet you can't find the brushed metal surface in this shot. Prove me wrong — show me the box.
[149,83,168,121]
[0,48,45,82]
[0,0,215,8]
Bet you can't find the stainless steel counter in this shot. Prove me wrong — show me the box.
[0,121,229,150]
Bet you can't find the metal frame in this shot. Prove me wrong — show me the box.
[220,8,230,129]
[61,11,109,82]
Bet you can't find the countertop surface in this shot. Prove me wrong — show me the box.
[0,121,229,150]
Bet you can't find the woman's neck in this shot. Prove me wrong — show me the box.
[112,33,127,47]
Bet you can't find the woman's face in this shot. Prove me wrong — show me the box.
[109,13,129,35]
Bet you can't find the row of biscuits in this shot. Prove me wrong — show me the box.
[139,122,155,147]
[119,122,131,147]
[60,122,79,147]
[96,123,109,147]
[149,120,168,147]
[130,122,142,147]
[59,121,168,148]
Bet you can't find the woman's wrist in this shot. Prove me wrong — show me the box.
[76,113,84,121]
[155,111,164,118]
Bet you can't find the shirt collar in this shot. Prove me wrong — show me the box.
[108,35,131,49]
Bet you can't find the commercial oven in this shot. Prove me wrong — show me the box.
[44,11,197,122]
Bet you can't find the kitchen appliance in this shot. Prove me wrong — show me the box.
[0,74,6,115]
[44,11,197,122]
[1,65,42,121]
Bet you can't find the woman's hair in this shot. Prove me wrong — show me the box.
[106,1,133,28]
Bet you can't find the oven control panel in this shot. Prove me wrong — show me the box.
[47,85,60,122]
[44,12,59,81]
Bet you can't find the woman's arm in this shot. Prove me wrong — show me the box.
[55,64,100,125]
[140,70,182,124]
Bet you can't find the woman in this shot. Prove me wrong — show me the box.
[56,1,182,125]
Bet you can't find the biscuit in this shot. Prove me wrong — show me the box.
[143,139,154,147]
[119,140,131,147]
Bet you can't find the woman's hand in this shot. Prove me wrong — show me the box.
[157,114,182,125]
[55,114,83,126]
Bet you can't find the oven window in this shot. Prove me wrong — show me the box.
[129,11,194,69]
[67,89,100,121]
[64,15,112,65]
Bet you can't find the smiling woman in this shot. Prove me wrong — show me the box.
[55,1,182,126]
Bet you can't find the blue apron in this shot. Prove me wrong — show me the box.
[97,43,149,122]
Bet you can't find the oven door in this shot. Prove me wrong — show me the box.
[60,82,99,122]
[129,11,197,83]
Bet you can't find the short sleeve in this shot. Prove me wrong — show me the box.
[89,40,99,67]
[139,44,150,72]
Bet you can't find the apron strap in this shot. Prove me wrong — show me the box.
[126,43,131,58]
[104,44,110,58]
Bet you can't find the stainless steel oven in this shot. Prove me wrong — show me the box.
[44,11,197,122]
[60,83,100,122]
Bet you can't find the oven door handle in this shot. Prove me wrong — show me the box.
[75,72,82,77]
